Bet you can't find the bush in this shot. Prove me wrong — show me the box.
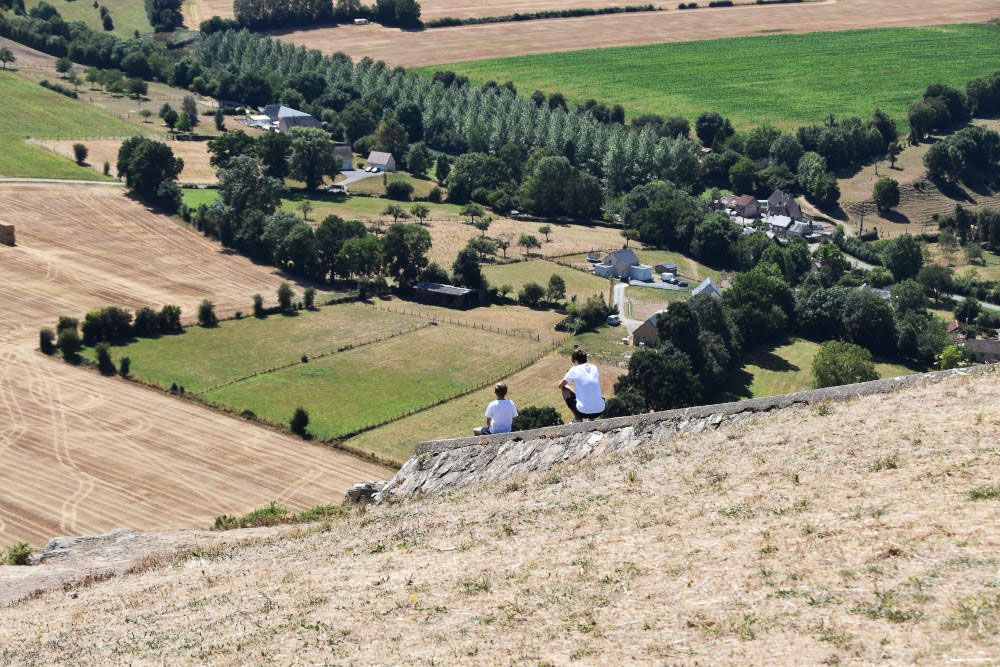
[867,266,894,288]
[428,186,443,203]
[119,355,131,377]
[4,541,32,566]
[57,327,82,361]
[57,316,78,334]
[198,299,217,327]
[303,286,316,309]
[277,282,294,312]
[290,407,309,436]
[812,340,877,388]
[518,281,546,308]
[512,406,563,431]
[873,177,900,212]
[72,142,88,165]
[39,327,56,354]
[385,179,414,201]
[95,342,116,375]
[253,293,265,317]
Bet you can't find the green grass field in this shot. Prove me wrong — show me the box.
[483,259,612,302]
[84,303,421,394]
[417,24,1000,131]
[26,0,153,37]
[724,338,926,400]
[0,73,131,179]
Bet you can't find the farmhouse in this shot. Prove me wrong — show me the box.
[720,194,760,219]
[692,277,722,298]
[334,144,354,170]
[0,223,14,246]
[632,311,662,347]
[261,105,322,133]
[366,151,396,172]
[767,189,803,220]
[593,248,653,281]
[413,282,479,309]
[964,338,1000,362]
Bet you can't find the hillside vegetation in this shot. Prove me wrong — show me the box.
[1,371,997,663]
[419,24,1000,130]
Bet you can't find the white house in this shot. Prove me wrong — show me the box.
[593,248,651,281]
[366,151,396,172]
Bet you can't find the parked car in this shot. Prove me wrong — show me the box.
[607,314,621,326]
[677,280,689,288]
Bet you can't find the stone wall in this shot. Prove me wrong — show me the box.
[372,365,994,502]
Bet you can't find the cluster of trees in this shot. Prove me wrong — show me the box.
[0,3,172,79]
[966,70,1000,117]
[937,205,1000,253]
[40,305,182,363]
[924,125,1000,183]
[206,126,338,189]
[233,0,334,30]
[117,136,184,211]
[144,0,182,32]
[84,66,147,97]
[908,83,970,144]
[424,4,655,29]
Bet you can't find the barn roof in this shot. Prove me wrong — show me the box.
[367,151,394,164]
[414,282,474,296]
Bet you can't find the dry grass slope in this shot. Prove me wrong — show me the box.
[1,371,997,663]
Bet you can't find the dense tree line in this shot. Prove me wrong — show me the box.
[0,4,171,78]
[924,125,1000,183]
[937,205,1000,252]
[233,0,334,30]
[144,0,183,32]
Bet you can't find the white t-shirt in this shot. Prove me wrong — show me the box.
[563,363,605,415]
[485,399,518,433]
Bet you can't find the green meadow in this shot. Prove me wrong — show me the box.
[25,0,153,37]
[417,24,1000,131]
[0,73,131,179]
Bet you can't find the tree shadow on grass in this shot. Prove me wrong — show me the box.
[721,343,800,400]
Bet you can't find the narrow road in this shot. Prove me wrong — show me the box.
[612,281,644,334]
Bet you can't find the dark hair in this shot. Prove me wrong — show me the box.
[571,349,588,364]
[494,382,508,398]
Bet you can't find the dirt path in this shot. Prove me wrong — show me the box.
[278,0,1000,67]
[0,183,393,547]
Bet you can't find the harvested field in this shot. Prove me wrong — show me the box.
[276,1,1000,68]
[38,139,218,184]
[0,183,391,546]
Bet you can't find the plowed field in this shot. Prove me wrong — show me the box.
[0,183,393,546]
[276,0,1000,67]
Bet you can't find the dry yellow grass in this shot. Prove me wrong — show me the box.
[38,139,218,184]
[2,370,997,663]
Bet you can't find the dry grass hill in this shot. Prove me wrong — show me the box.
[1,369,998,664]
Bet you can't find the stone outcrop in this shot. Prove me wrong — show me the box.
[376,365,993,502]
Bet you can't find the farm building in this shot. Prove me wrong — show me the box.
[632,311,663,347]
[334,144,354,170]
[366,151,396,172]
[261,105,322,133]
[593,248,653,281]
[0,223,14,246]
[720,194,760,219]
[692,277,722,298]
[767,189,803,220]
[413,282,479,309]
[654,263,678,274]
[964,338,1000,362]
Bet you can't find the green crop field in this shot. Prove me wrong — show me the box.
[0,73,131,179]
[26,0,153,37]
[417,24,1000,131]
[483,259,612,302]
[724,338,925,400]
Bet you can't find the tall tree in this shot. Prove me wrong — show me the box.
[288,127,339,191]
[382,223,432,288]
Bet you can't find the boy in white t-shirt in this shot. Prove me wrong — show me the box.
[474,383,518,436]
[558,348,605,423]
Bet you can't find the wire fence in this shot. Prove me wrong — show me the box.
[365,301,551,343]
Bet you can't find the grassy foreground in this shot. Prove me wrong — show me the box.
[0,73,130,179]
[418,24,1000,130]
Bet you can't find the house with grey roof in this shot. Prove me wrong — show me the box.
[593,248,653,281]
[413,282,478,309]
[366,151,396,172]
[767,189,803,220]
[632,311,663,347]
[692,277,722,298]
[261,105,322,133]
[720,194,760,219]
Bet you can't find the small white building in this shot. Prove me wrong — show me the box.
[366,151,396,172]
[629,264,654,281]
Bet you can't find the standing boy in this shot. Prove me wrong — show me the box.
[558,349,605,422]
[474,383,518,436]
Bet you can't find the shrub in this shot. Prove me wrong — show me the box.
[812,340,877,388]
[512,405,563,431]
[428,186,443,203]
[103,160,110,176]
[119,356,131,377]
[4,541,32,566]
[72,142,88,165]
[253,293,265,317]
[867,266,894,288]
[57,328,82,361]
[303,286,316,309]
[95,342,116,375]
[39,328,56,354]
[198,299,217,327]
[873,177,900,212]
[290,407,309,436]
[82,306,133,345]
[158,304,182,332]
[385,179,414,201]
[56,316,79,334]
[277,282,294,312]
[518,281,546,307]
